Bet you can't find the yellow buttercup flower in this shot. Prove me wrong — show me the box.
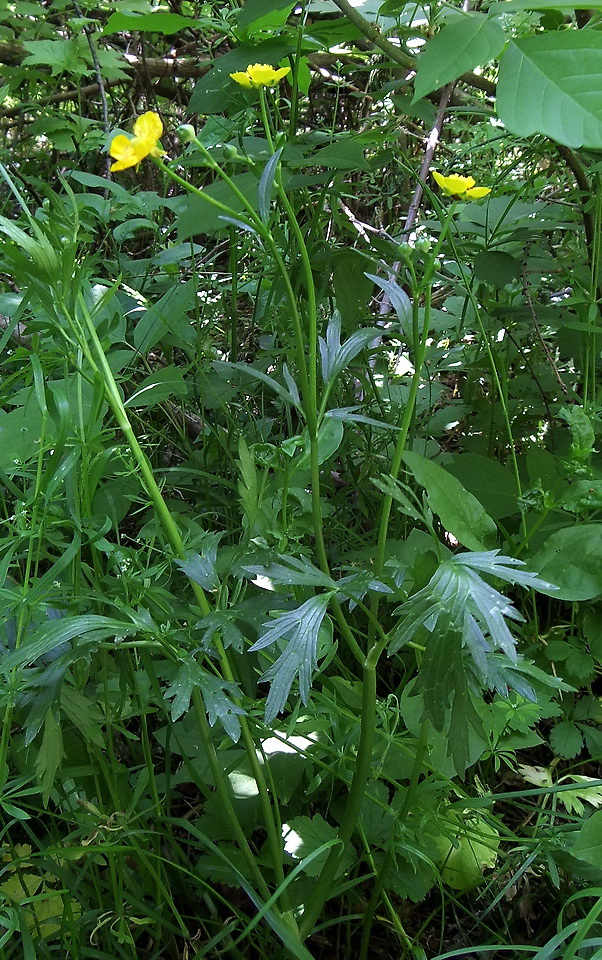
[432,171,491,200]
[230,63,291,89]
[109,111,166,172]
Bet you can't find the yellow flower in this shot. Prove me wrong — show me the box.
[230,63,291,89]
[432,171,491,200]
[109,111,165,172]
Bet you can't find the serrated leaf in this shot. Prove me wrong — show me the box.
[558,777,602,816]
[283,814,352,877]
[165,662,245,740]
[549,720,584,759]
[176,536,222,592]
[22,39,88,76]
[497,32,602,149]
[571,809,602,867]
[197,611,244,653]
[198,673,247,742]
[244,555,335,589]
[413,14,505,101]
[249,594,332,722]
[165,662,198,722]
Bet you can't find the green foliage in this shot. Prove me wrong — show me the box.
[1,0,602,956]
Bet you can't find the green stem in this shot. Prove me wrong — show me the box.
[155,155,311,412]
[73,294,212,615]
[299,652,378,939]
[357,718,430,959]
[192,689,271,901]
[61,295,288,915]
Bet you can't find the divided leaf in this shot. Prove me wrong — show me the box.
[250,594,332,722]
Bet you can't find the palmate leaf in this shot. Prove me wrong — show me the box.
[390,551,558,691]
[244,554,335,589]
[164,661,246,741]
[176,534,223,592]
[249,594,333,722]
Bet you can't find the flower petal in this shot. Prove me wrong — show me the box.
[433,172,476,196]
[230,70,253,87]
[134,111,163,143]
[109,134,140,170]
[247,63,279,86]
[271,66,291,84]
[464,186,491,200]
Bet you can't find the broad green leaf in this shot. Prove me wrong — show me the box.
[443,454,519,520]
[332,252,376,323]
[133,281,197,354]
[497,32,602,149]
[413,14,505,101]
[297,140,370,171]
[474,251,522,289]
[176,174,259,239]
[124,366,188,409]
[236,0,295,30]
[571,809,602,867]
[403,451,498,551]
[437,814,499,891]
[189,40,297,114]
[492,0,602,9]
[531,524,602,600]
[103,11,197,34]
[559,405,595,462]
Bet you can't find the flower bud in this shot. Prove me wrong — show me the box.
[396,242,413,263]
[222,144,240,160]
[415,238,431,254]
[177,123,196,143]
